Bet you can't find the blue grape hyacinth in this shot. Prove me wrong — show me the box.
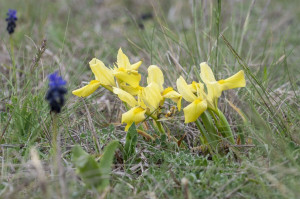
[46,71,67,113]
[6,9,17,34]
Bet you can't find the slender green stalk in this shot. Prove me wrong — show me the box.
[51,113,60,197]
[9,36,17,92]
[195,119,208,144]
[200,112,220,149]
[155,120,166,135]
[209,111,227,141]
[195,119,213,154]
[211,108,235,144]
[215,0,222,70]
[51,113,58,164]
[51,113,65,198]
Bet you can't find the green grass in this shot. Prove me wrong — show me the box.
[0,0,299,198]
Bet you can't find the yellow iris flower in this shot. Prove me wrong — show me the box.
[139,82,163,114]
[113,48,142,88]
[200,62,246,109]
[72,58,115,97]
[113,87,146,131]
[147,65,182,111]
[122,107,146,131]
[119,82,142,96]
[176,76,207,123]
[113,82,166,130]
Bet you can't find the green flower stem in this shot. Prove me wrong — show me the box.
[51,112,60,195]
[52,113,58,164]
[155,120,166,135]
[207,110,226,145]
[195,119,208,144]
[142,109,166,135]
[200,112,220,149]
[208,109,218,121]
[9,37,17,92]
[195,119,213,154]
[51,113,66,198]
[210,108,235,144]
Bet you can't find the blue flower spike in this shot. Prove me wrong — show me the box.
[6,9,18,34]
[46,71,67,113]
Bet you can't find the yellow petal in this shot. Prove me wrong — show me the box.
[162,87,182,111]
[200,62,216,83]
[113,68,141,88]
[176,76,197,103]
[147,65,164,92]
[195,82,205,100]
[72,80,101,97]
[218,70,246,91]
[183,99,207,123]
[117,48,131,69]
[205,70,246,109]
[89,58,115,86]
[122,107,146,131]
[141,83,163,113]
[137,92,147,109]
[161,87,173,96]
[130,61,142,71]
[206,82,222,103]
[113,87,137,107]
[120,84,142,96]
[187,81,199,93]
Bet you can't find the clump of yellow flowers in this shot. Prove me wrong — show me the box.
[73,48,246,152]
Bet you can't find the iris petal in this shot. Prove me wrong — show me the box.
[89,58,115,86]
[183,99,207,123]
[219,70,246,90]
[117,48,131,69]
[113,69,141,88]
[147,65,164,92]
[120,84,141,96]
[176,76,197,103]
[130,61,142,71]
[162,88,182,111]
[122,107,146,131]
[72,80,101,97]
[141,83,163,113]
[113,87,137,107]
[200,62,216,83]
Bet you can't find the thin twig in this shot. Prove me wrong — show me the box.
[169,169,181,186]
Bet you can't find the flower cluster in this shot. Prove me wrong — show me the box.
[73,48,246,134]
[177,62,246,123]
[73,49,182,130]
[6,9,17,35]
[46,71,67,113]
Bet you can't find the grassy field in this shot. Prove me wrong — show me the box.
[0,0,299,198]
